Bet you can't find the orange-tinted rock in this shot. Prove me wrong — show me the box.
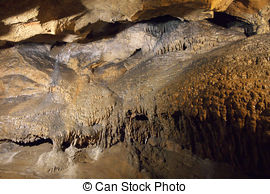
[0,0,233,43]
[226,0,270,33]
[0,11,270,178]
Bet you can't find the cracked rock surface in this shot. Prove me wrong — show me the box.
[1,0,270,44]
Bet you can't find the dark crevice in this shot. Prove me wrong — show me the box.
[81,21,132,43]
[208,12,255,37]
[0,41,15,49]
[5,138,53,147]
[75,142,90,149]
[61,141,71,151]
[62,140,90,151]
[129,48,142,58]
[83,15,181,44]
[139,15,181,24]
[120,126,126,142]
[183,42,187,50]
[51,41,67,50]
[135,114,149,121]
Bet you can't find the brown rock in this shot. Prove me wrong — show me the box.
[2,0,270,43]
[226,0,270,34]
[155,34,270,175]
[0,0,233,43]
[0,17,270,178]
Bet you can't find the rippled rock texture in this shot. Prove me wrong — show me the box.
[0,14,270,178]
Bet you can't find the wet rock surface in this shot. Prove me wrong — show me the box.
[0,15,270,178]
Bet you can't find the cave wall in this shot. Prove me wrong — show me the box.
[0,0,270,178]
[0,0,270,44]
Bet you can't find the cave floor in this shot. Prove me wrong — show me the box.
[0,141,247,179]
[0,142,149,179]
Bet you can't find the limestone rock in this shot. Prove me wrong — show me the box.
[226,0,270,34]
[1,16,270,177]
[154,34,270,175]
[2,0,270,43]
[0,19,244,144]
[0,0,233,43]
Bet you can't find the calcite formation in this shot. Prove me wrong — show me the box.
[0,19,245,147]
[1,14,270,177]
[0,0,270,178]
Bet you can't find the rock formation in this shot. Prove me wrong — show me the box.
[0,0,270,178]
[1,0,270,43]
[227,0,270,34]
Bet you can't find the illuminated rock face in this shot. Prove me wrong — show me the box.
[1,15,270,178]
[0,19,245,146]
[2,0,270,43]
[227,0,270,34]
[0,1,270,178]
